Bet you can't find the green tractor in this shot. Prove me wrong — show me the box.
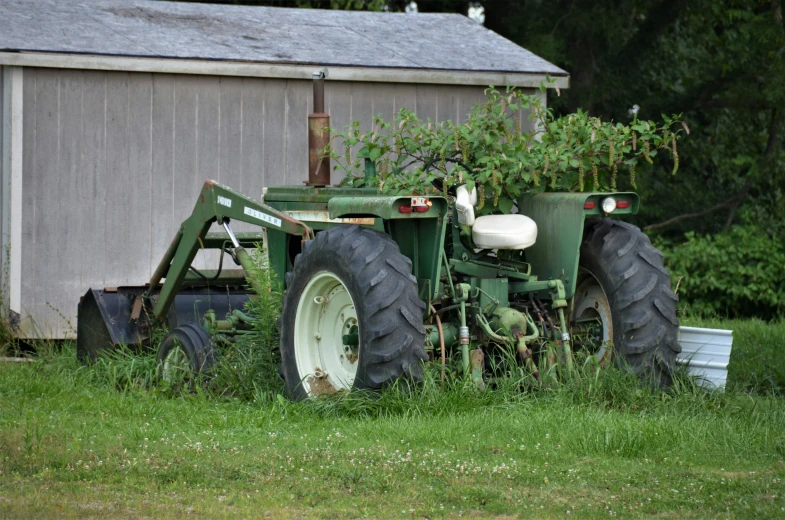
[77,71,680,396]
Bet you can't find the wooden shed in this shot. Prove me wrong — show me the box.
[0,0,568,339]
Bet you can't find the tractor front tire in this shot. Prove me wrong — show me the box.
[157,323,218,385]
[280,225,429,400]
[574,219,680,387]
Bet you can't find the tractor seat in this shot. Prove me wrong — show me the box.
[456,185,538,250]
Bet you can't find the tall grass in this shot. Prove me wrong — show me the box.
[20,337,785,472]
[35,332,748,427]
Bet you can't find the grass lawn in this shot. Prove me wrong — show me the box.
[1,320,784,518]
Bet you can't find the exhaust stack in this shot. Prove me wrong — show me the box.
[307,68,330,187]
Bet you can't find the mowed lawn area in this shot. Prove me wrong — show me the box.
[1,319,784,519]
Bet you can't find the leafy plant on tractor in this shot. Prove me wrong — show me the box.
[330,87,685,214]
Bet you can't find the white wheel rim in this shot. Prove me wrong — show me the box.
[573,273,613,365]
[294,271,359,395]
[162,344,189,382]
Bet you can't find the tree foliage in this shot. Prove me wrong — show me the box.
[494,0,785,237]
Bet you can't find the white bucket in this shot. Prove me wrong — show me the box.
[677,326,734,390]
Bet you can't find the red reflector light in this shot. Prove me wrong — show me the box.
[399,205,429,213]
[584,201,596,210]
[616,200,631,209]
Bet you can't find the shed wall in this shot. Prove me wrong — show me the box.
[18,67,538,338]
[0,67,4,301]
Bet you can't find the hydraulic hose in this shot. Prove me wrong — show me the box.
[430,305,446,381]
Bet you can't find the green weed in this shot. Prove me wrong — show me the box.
[207,259,285,403]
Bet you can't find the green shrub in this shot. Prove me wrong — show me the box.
[657,225,785,319]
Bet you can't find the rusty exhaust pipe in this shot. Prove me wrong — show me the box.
[307,68,330,187]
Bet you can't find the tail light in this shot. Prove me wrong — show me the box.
[399,205,429,213]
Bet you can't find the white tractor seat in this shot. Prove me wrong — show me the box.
[472,214,538,250]
[455,184,538,250]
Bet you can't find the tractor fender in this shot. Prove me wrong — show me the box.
[517,192,639,300]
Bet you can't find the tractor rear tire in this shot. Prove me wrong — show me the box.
[575,218,680,387]
[280,225,428,400]
[156,323,218,385]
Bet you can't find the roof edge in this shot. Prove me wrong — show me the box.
[0,52,570,89]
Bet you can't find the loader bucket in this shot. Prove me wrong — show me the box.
[76,289,144,361]
[77,287,254,362]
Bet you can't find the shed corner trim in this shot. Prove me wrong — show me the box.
[1,65,23,314]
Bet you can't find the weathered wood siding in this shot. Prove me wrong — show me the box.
[17,67,537,338]
[0,67,4,296]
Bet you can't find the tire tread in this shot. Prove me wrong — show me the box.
[580,218,680,387]
[280,226,428,398]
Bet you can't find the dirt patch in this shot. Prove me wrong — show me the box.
[722,471,751,478]
[307,372,338,395]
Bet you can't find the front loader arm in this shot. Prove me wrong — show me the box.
[147,180,313,320]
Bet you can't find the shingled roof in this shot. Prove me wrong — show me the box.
[0,0,568,86]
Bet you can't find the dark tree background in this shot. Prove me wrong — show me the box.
[176,0,785,241]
